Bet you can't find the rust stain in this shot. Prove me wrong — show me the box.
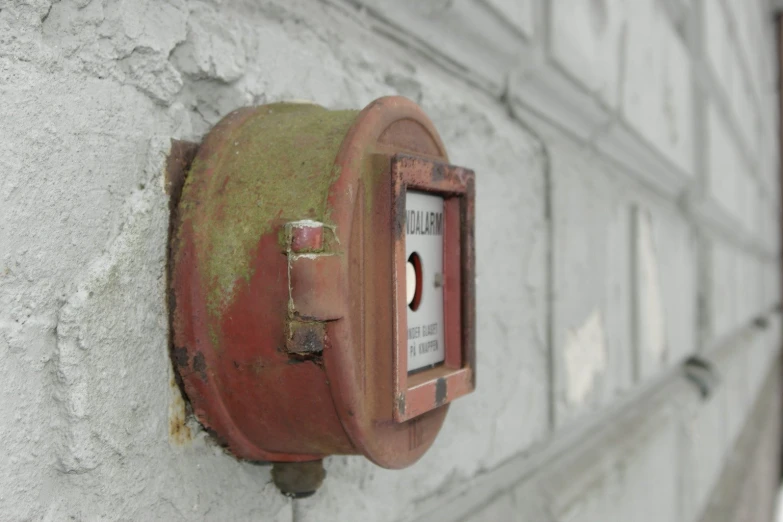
[431,162,445,181]
[165,140,199,198]
[408,417,424,450]
[287,321,326,354]
[169,375,193,445]
[167,139,199,448]
[171,346,188,368]
[396,393,406,415]
[393,193,407,240]
[192,352,208,381]
[435,377,447,406]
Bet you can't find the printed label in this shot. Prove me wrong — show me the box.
[406,191,445,372]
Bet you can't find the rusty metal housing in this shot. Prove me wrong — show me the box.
[170,96,476,473]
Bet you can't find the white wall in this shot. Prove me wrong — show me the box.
[0,0,780,520]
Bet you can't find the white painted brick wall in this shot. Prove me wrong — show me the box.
[623,0,694,175]
[681,384,728,522]
[550,139,632,425]
[706,103,751,232]
[704,0,762,160]
[725,0,774,116]
[717,344,752,448]
[549,0,626,109]
[1,0,780,520]
[707,242,766,346]
[553,414,679,522]
[632,198,696,379]
[484,0,535,40]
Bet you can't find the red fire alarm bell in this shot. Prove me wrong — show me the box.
[170,96,476,496]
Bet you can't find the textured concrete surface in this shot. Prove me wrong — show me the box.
[0,0,781,520]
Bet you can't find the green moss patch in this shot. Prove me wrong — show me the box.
[180,103,359,319]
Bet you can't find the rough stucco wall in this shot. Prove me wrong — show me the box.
[0,0,780,521]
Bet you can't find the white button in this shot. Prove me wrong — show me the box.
[406,261,416,306]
